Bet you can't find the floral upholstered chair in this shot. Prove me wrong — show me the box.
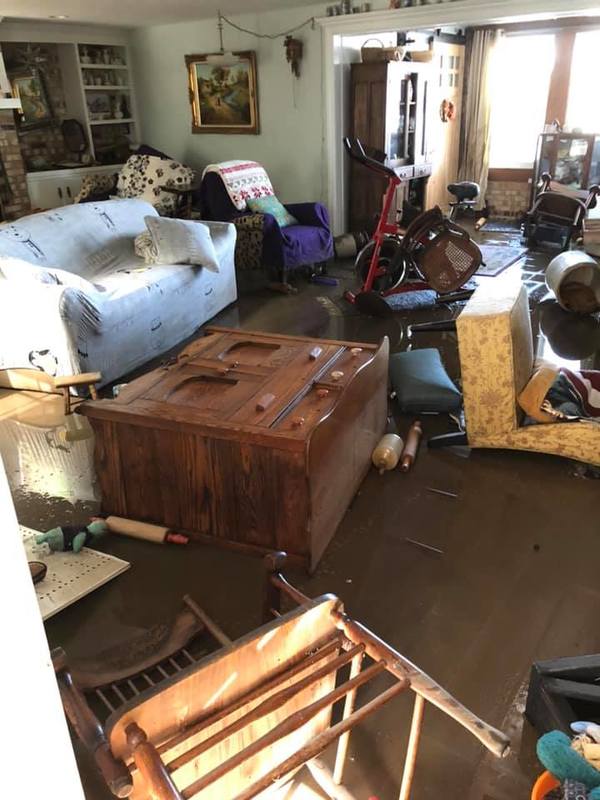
[455,278,600,466]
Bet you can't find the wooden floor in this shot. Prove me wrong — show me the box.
[3,229,599,800]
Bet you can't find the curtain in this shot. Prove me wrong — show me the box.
[458,27,501,208]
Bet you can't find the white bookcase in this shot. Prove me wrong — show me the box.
[19,38,139,209]
[76,42,138,165]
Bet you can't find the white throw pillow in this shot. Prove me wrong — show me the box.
[0,255,101,293]
[143,216,219,273]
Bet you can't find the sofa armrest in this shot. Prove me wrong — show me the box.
[0,279,92,378]
[285,202,331,230]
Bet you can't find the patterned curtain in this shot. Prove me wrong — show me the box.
[458,28,502,208]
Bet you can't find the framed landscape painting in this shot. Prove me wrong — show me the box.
[11,70,53,129]
[185,51,259,135]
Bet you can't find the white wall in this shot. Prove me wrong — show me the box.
[131,4,328,204]
[0,455,86,800]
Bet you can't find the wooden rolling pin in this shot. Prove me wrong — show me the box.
[400,421,422,472]
[104,516,189,545]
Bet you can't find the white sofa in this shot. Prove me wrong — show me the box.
[0,199,237,388]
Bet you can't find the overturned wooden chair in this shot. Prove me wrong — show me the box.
[53,554,510,800]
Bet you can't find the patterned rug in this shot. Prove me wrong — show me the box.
[477,244,527,278]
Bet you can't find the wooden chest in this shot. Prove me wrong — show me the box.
[80,328,389,570]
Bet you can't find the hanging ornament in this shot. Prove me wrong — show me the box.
[284,36,303,78]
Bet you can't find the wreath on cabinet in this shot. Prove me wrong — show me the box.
[440,99,456,123]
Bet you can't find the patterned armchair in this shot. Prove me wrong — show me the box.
[200,170,333,280]
[75,147,194,217]
[455,279,600,466]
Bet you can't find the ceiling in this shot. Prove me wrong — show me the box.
[1,0,319,29]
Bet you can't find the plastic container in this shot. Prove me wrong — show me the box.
[531,771,560,800]
[546,251,600,313]
[371,434,404,474]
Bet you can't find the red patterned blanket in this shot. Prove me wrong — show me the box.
[202,160,274,211]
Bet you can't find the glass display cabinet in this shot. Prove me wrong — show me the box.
[533,132,600,193]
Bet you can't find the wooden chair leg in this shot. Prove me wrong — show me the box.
[52,648,133,798]
[333,650,363,784]
[62,387,71,415]
[126,723,182,800]
[262,551,288,623]
[398,694,426,800]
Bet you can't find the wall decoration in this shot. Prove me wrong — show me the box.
[185,51,259,135]
[11,70,53,129]
[284,36,303,78]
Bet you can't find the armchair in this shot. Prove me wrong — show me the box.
[75,146,195,217]
[430,279,600,465]
[524,172,599,251]
[200,168,334,288]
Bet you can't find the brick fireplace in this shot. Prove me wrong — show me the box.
[0,109,30,220]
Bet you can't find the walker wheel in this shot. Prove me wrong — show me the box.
[355,238,406,293]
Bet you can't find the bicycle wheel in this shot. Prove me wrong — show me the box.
[355,238,406,293]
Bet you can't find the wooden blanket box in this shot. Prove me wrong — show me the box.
[79,328,389,570]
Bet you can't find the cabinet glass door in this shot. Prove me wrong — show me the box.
[555,136,588,188]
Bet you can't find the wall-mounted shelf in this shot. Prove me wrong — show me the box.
[0,97,21,110]
[89,118,134,125]
[84,85,130,91]
[79,62,128,70]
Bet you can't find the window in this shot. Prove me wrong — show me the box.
[488,34,556,169]
[566,30,600,133]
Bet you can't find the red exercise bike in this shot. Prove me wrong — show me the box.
[343,137,482,315]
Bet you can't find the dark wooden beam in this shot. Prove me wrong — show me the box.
[545,29,576,126]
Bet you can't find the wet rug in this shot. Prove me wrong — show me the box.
[477,244,527,277]
[482,219,521,233]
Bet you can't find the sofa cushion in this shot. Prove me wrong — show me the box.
[0,255,103,293]
[517,360,561,423]
[116,155,194,216]
[389,348,462,413]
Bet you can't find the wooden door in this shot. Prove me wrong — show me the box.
[424,42,465,213]
[349,62,389,232]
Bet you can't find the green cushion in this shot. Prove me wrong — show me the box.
[389,348,462,413]
[247,195,298,227]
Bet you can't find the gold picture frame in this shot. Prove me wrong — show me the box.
[11,70,53,129]
[185,51,259,135]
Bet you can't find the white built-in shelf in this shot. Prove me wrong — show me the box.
[84,85,130,91]
[0,97,22,110]
[79,62,128,70]
[89,118,134,125]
